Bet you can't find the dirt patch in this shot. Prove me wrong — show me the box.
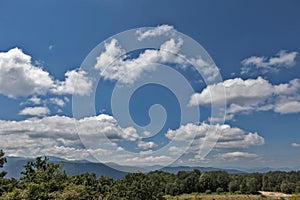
[259,191,292,198]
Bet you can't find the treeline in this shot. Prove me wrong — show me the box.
[1,151,300,199]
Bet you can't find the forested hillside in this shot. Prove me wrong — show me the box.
[1,150,300,200]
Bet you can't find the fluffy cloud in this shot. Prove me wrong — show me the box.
[19,106,50,116]
[136,25,174,41]
[137,141,157,151]
[75,114,140,142]
[94,38,186,84]
[95,27,219,84]
[274,101,300,114]
[0,48,93,98]
[190,77,272,106]
[23,96,68,108]
[190,77,300,117]
[165,123,264,149]
[52,69,92,96]
[274,79,300,95]
[0,48,54,97]
[27,96,42,105]
[168,146,183,156]
[48,97,66,107]
[241,50,298,74]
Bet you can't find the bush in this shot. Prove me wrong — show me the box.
[205,189,212,194]
[216,187,224,194]
[295,185,300,193]
[234,190,242,194]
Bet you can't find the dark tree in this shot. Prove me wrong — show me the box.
[0,150,7,178]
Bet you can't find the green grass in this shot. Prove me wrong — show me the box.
[289,193,300,200]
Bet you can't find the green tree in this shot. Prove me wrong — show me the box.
[281,180,295,194]
[198,172,212,192]
[246,177,260,194]
[262,171,286,192]
[0,150,7,178]
[70,173,103,198]
[207,171,230,192]
[228,180,239,193]
[19,157,67,199]
[109,172,165,200]
[175,170,200,194]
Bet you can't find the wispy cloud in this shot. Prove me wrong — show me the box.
[291,143,300,147]
[215,151,259,160]
[241,50,298,74]
[48,44,55,50]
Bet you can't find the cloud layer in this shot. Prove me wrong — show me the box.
[0,114,140,160]
[0,113,265,165]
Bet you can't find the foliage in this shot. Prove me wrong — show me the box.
[0,150,7,178]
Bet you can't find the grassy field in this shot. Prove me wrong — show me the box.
[165,193,300,200]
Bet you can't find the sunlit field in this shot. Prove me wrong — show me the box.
[165,193,300,200]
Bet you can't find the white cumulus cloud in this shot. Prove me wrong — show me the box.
[52,69,92,96]
[137,141,157,151]
[0,48,54,97]
[94,38,186,84]
[95,26,220,85]
[274,101,300,114]
[136,25,174,41]
[0,48,93,98]
[190,77,272,106]
[190,77,300,117]
[165,123,264,149]
[19,106,50,116]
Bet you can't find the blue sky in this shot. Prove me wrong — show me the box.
[0,0,300,170]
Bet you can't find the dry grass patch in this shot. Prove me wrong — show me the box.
[165,193,297,200]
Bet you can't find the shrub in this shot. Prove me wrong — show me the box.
[234,190,242,194]
[216,187,224,194]
[205,189,212,194]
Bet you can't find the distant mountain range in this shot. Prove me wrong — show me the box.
[3,157,125,179]
[2,156,299,179]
